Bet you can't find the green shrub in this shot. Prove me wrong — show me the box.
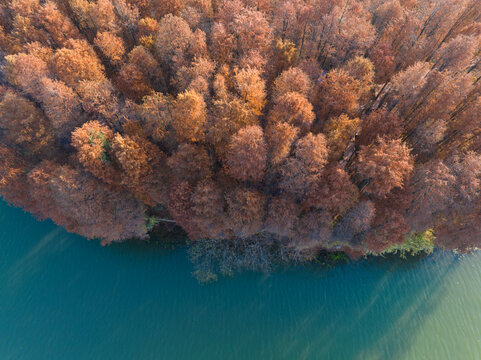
[383,229,435,258]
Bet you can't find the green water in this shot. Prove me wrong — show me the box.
[1,200,481,360]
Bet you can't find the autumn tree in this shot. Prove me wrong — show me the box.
[154,14,203,74]
[168,181,200,238]
[265,121,299,166]
[37,78,82,142]
[304,165,359,216]
[265,195,300,237]
[272,67,314,102]
[117,46,164,99]
[208,95,259,157]
[230,6,272,58]
[136,92,172,142]
[316,68,362,122]
[71,120,118,184]
[0,146,30,207]
[2,0,481,255]
[234,67,266,115]
[324,114,360,160]
[4,52,51,97]
[171,89,207,143]
[27,161,148,242]
[111,133,164,189]
[168,144,212,183]
[268,92,315,135]
[0,91,52,157]
[77,80,120,126]
[226,187,267,237]
[335,201,376,243]
[358,109,402,146]
[39,1,81,47]
[225,125,267,183]
[94,31,126,66]
[342,56,374,101]
[280,133,329,199]
[356,138,414,198]
[51,39,105,88]
[191,180,227,239]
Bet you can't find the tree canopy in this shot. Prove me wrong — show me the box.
[1,0,481,258]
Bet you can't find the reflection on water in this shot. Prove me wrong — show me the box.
[0,200,480,360]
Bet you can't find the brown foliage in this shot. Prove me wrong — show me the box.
[5,53,51,97]
[265,121,299,166]
[280,133,328,198]
[226,187,267,237]
[208,95,259,157]
[28,162,147,242]
[168,144,212,183]
[291,210,333,253]
[52,39,105,88]
[369,42,395,83]
[191,180,227,239]
[172,89,207,143]
[2,0,481,252]
[356,138,414,198]
[71,120,118,184]
[272,67,314,102]
[137,92,172,142]
[94,31,126,66]
[231,7,272,57]
[39,1,81,47]
[304,165,359,216]
[155,14,196,71]
[316,69,362,121]
[38,78,82,141]
[358,109,402,146]
[168,181,200,238]
[111,133,164,188]
[77,80,119,125]
[234,67,266,115]
[0,146,29,206]
[324,114,360,160]
[0,91,52,156]
[268,92,315,135]
[265,196,300,237]
[225,125,267,182]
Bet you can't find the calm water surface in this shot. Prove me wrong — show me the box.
[1,200,481,360]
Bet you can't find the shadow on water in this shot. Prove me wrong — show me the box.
[268,252,459,360]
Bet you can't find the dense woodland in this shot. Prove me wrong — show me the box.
[0,0,481,260]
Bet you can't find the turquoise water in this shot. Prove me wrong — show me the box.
[1,200,481,360]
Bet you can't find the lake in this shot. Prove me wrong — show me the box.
[1,200,481,360]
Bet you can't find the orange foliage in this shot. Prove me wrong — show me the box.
[52,39,105,88]
[324,114,360,160]
[171,90,207,143]
[168,144,212,183]
[356,138,414,198]
[71,121,118,184]
[265,121,299,166]
[280,133,329,198]
[272,67,314,102]
[225,125,267,182]
[226,187,266,237]
[269,92,315,135]
[2,0,481,254]
[94,31,126,66]
[0,91,52,156]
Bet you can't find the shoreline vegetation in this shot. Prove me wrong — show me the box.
[192,230,438,282]
[0,0,481,280]
[147,225,436,282]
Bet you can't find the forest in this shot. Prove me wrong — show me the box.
[0,0,480,263]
